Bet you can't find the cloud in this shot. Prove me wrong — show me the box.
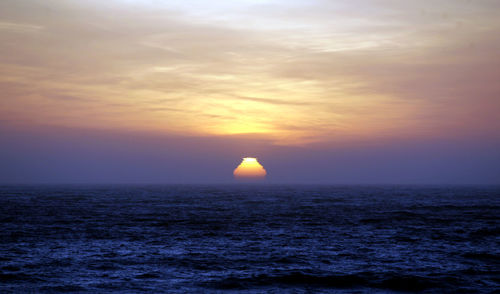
[0,22,43,32]
[234,96,312,106]
[0,0,499,145]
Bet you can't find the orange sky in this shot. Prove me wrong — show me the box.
[1,0,499,147]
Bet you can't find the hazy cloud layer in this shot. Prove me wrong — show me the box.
[1,124,498,184]
[1,0,499,145]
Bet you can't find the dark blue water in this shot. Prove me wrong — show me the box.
[0,185,499,293]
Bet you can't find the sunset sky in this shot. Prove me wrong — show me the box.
[1,0,499,184]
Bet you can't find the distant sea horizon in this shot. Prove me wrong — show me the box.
[2,182,499,187]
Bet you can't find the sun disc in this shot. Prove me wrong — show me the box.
[233,157,267,180]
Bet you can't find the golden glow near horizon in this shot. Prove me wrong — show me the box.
[1,1,499,145]
[233,157,267,179]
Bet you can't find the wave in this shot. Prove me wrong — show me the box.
[205,271,445,291]
[462,252,500,262]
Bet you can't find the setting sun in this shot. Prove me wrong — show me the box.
[233,157,267,180]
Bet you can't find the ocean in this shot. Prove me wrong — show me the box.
[0,185,499,293]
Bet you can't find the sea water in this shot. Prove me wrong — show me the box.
[0,185,499,293]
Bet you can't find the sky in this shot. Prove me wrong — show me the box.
[0,0,499,184]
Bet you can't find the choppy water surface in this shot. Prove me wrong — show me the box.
[0,185,499,293]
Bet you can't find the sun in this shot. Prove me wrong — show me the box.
[233,157,267,180]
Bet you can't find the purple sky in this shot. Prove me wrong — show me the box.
[1,124,498,184]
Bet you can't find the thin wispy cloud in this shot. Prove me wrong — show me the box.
[0,0,499,144]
